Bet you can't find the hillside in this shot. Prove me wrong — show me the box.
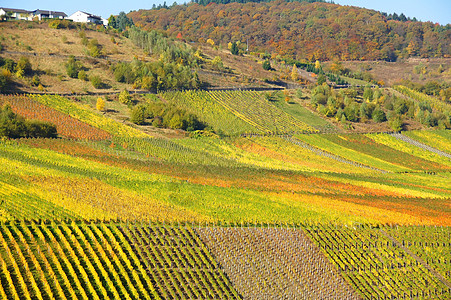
[0,91,450,298]
[0,10,450,299]
[129,1,451,62]
[0,20,297,94]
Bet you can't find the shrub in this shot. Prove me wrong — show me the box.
[78,70,87,81]
[90,75,103,89]
[31,74,40,86]
[15,57,32,76]
[0,105,57,138]
[119,89,132,105]
[389,115,403,132]
[262,60,272,71]
[372,106,386,122]
[66,56,81,78]
[130,105,146,125]
[96,97,105,111]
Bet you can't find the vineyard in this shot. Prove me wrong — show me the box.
[0,91,450,298]
[162,90,316,135]
[0,221,449,299]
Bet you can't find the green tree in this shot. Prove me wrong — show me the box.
[317,74,326,85]
[15,57,32,76]
[119,89,132,105]
[230,42,239,55]
[66,56,81,78]
[90,75,103,88]
[262,60,272,71]
[363,87,373,100]
[130,105,146,125]
[372,106,386,122]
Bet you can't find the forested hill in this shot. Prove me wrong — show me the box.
[129,1,451,61]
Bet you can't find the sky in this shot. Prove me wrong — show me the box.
[1,0,450,25]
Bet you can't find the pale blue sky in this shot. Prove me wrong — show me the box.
[1,0,449,25]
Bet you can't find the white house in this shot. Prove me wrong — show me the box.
[69,11,102,24]
[0,8,33,20]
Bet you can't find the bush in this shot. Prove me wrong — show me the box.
[130,105,146,125]
[90,75,103,88]
[15,57,32,76]
[262,60,272,71]
[119,89,132,105]
[66,56,81,78]
[78,70,87,81]
[0,105,57,138]
[389,115,403,132]
[372,106,387,122]
[0,68,11,92]
[96,97,105,111]
[31,75,40,86]
[317,74,327,85]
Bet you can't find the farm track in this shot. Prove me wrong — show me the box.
[390,133,451,159]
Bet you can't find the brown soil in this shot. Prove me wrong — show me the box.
[331,58,451,86]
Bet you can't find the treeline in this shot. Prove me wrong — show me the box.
[0,105,57,138]
[129,1,450,61]
[112,60,201,91]
[128,27,197,66]
[397,79,450,101]
[310,85,450,130]
[130,101,206,131]
[108,12,134,32]
[111,27,201,91]
[0,56,40,92]
[193,0,327,5]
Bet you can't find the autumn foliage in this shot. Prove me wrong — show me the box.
[129,1,450,61]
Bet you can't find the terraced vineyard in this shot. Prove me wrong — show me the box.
[162,90,316,135]
[0,95,112,140]
[0,91,450,299]
[0,221,449,299]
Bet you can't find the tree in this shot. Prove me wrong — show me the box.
[108,15,116,28]
[130,105,146,125]
[0,105,57,138]
[115,12,134,31]
[363,87,373,101]
[291,65,298,81]
[119,89,132,105]
[315,60,321,70]
[389,115,403,132]
[96,97,105,111]
[211,56,224,71]
[15,57,32,76]
[317,74,326,85]
[262,60,272,71]
[230,42,239,55]
[372,106,386,122]
[66,56,81,78]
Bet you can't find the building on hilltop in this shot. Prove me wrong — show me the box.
[31,10,67,20]
[0,7,33,20]
[0,7,67,21]
[68,11,103,24]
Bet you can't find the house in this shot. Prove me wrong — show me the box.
[0,7,33,20]
[69,11,102,24]
[31,9,67,20]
